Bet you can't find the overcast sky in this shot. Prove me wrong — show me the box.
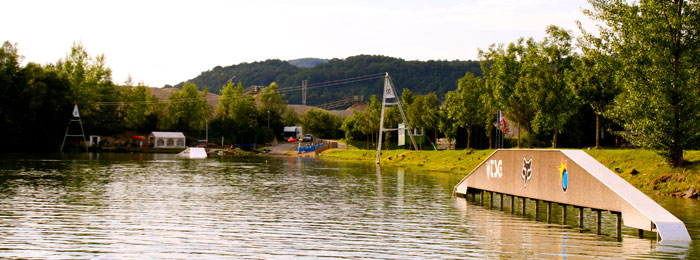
[3,0,596,87]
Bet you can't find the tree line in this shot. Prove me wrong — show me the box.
[0,42,295,150]
[339,0,700,167]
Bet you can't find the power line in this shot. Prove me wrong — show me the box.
[94,73,386,106]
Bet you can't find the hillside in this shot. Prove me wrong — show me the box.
[171,55,482,106]
[288,58,328,68]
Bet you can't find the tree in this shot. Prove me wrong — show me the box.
[567,37,620,149]
[401,88,415,106]
[165,82,211,138]
[585,0,700,166]
[422,93,440,147]
[341,112,361,141]
[366,95,382,147]
[444,72,488,149]
[258,82,287,140]
[210,81,259,144]
[523,26,579,148]
[437,107,458,149]
[478,49,500,149]
[123,84,161,132]
[479,41,534,148]
[54,42,122,135]
[301,109,343,139]
[1,41,73,150]
[407,95,426,149]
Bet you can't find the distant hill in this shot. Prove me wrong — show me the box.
[287,58,328,68]
[172,55,482,106]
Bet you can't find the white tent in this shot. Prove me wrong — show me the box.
[149,132,186,148]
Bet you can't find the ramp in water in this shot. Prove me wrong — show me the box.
[453,149,691,242]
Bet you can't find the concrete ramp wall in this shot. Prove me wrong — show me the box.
[453,149,691,242]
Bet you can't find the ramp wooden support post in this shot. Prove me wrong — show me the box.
[479,190,484,205]
[500,193,504,210]
[595,209,602,235]
[615,211,622,240]
[562,204,567,225]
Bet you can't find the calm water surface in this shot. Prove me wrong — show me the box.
[0,153,699,259]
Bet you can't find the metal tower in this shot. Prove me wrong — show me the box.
[60,104,89,152]
[376,72,418,164]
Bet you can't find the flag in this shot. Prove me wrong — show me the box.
[500,111,506,134]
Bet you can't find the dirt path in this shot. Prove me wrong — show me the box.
[266,142,298,155]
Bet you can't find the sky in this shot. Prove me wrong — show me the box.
[3,0,596,87]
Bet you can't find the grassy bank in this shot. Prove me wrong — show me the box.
[319,148,700,198]
[320,149,495,176]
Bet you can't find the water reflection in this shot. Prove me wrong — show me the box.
[0,153,696,259]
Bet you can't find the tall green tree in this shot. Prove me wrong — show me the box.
[444,72,488,149]
[258,82,288,140]
[211,81,259,144]
[568,36,620,149]
[479,41,534,148]
[478,49,501,149]
[55,42,122,135]
[422,93,440,147]
[407,95,426,149]
[437,107,458,149]
[523,26,579,148]
[165,82,211,138]
[301,109,343,139]
[123,84,161,132]
[585,0,700,166]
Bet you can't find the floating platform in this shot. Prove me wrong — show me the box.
[453,149,691,243]
[176,147,208,159]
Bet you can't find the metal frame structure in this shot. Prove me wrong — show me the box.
[60,104,88,152]
[376,73,418,164]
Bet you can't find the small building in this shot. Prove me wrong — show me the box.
[149,132,186,148]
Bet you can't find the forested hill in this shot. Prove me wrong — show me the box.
[171,55,481,105]
[287,58,328,68]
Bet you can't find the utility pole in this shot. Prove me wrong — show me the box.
[376,73,418,164]
[302,80,308,106]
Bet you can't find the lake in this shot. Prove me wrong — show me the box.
[0,153,698,259]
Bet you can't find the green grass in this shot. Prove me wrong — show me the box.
[320,148,700,198]
[585,149,700,197]
[320,149,494,176]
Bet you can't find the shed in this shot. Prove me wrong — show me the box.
[149,132,186,148]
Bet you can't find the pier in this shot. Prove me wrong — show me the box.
[453,149,691,242]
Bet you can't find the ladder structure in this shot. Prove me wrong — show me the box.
[60,104,89,152]
[376,73,418,164]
